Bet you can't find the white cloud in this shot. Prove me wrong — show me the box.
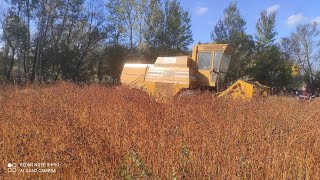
[195,6,208,15]
[266,4,280,14]
[287,13,305,25]
[311,16,320,24]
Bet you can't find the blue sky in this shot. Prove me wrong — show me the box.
[183,0,320,46]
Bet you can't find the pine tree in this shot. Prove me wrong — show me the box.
[252,10,292,88]
[211,1,254,83]
[255,10,277,50]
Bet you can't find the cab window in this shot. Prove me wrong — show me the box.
[220,54,231,72]
[213,51,223,69]
[198,52,212,70]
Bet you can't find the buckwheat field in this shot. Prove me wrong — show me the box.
[0,82,319,179]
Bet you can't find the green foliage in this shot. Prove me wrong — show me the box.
[0,0,193,84]
[106,0,148,49]
[0,0,316,89]
[211,1,255,84]
[251,46,293,87]
[211,2,293,89]
[1,12,28,81]
[101,45,127,82]
[278,37,292,61]
[2,13,28,49]
[211,1,246,44]
[0,51,4,81]
[103,0,194,80]
[164,0,193,52]
[144,0,165,56]
[171,127,191,179]
[314,71,320,95]
[255,11,277,50]
[144,0,193,56]
[120,150,152,180]
[250,10,293,88]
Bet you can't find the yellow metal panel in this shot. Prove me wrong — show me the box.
[145,67,190,85]
[120,64,153,88]
[155,56,190,67]
[218,80,269,99]
[197,44,228,51]
[197,70,211,86]
[195,44,234,54]
[191,46,198,67]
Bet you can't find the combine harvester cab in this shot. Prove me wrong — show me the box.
[120,44,269,99]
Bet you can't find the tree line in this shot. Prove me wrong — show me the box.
[211,2,320,92]
[0,0,192,83]
[0,0,319,92]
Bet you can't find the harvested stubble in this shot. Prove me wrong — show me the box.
[0,82,319,179]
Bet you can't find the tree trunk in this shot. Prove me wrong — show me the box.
[26,0,30,81]
[6,48,15,82]
[3,43,9,79]
[31,39,39,82]
[98,59,102,83]
[130,25,133,49]
[17,2,21,82]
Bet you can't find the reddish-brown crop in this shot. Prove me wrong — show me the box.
[0,82,319,179]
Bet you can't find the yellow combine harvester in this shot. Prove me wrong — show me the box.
[120,44,269,99]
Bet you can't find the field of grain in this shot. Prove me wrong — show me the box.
[0,82,319,179]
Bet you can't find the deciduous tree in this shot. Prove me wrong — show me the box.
[290,23,320,91]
